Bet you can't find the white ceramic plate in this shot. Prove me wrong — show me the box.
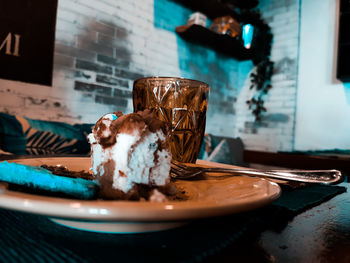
[0,157,281,233]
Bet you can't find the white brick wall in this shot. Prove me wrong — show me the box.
[234,0,300,152]
[0,0,301,153]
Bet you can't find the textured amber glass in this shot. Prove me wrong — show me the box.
[133,77,209,163]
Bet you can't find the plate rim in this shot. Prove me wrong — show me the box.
[0,157,281,222]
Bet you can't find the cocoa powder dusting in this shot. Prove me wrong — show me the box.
[92,110,170,149]
[119,170,126,177]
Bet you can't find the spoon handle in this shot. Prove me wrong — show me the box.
[201,168,344,185]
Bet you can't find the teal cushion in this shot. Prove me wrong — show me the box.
[0,113,27,154]
[198,134,246,166]
[0,113,92,155]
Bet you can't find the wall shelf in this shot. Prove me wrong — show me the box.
[175,24,253,60]
[171,0,258,19]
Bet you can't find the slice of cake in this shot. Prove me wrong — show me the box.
[88,110,172,200]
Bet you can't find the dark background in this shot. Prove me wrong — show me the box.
[0,0,58,86]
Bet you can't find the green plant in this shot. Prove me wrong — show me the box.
[241,10,274,121]
[247,59,274,121]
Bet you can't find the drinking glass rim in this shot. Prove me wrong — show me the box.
[134,76,209,87]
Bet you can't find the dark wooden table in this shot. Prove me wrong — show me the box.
[205,180,350,262]
[0,154,349,262]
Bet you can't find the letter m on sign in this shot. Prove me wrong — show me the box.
[0,0,58,86]
[0,33,20,56]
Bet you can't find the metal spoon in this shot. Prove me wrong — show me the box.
[170,161,344,185]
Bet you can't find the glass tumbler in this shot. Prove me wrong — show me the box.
[133,77,209,163]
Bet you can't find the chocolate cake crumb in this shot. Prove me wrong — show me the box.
[40,165,94,180]
[97,181,188,201]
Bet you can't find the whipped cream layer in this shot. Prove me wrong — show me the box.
[88,110,171,195]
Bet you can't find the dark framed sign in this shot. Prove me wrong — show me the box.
[0,0,58,86]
